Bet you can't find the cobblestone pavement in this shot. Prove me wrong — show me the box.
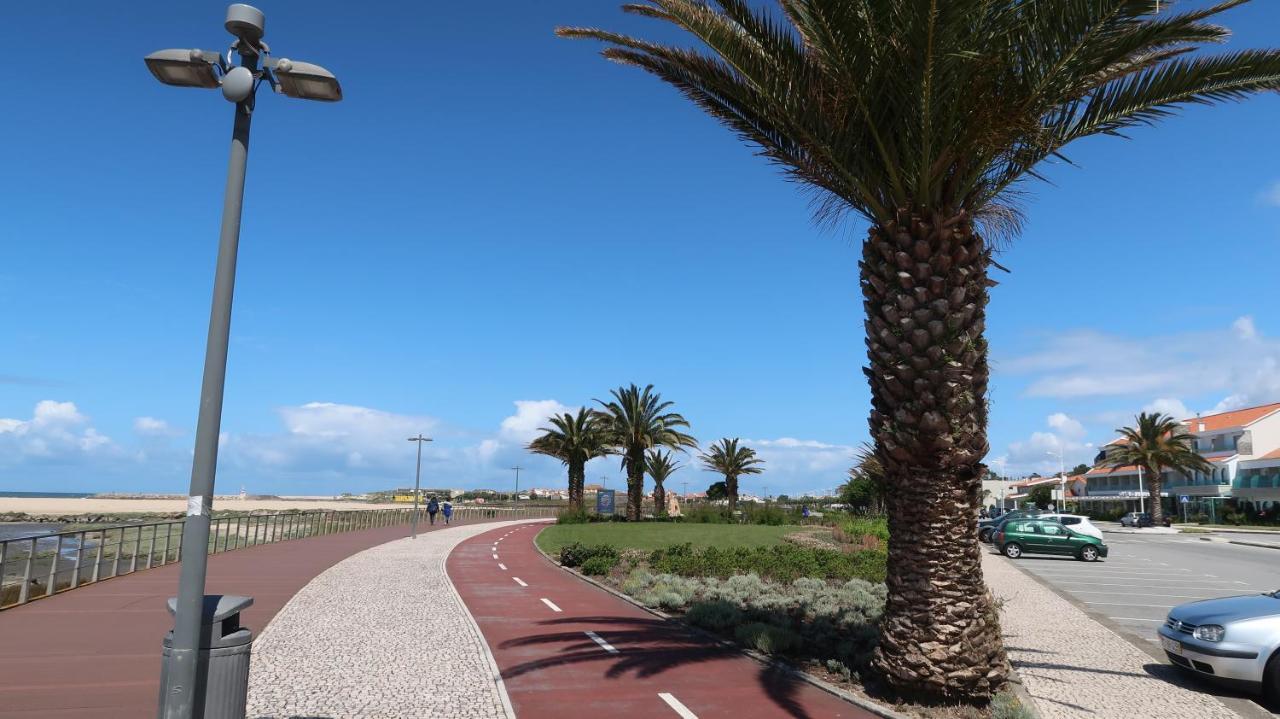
[246,521,532,719]
[983,552,1241,719]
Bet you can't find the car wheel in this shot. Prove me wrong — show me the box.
[1003,542,1022,559]
[1264,651,1280,708]
[1079,545,1099,562]
[979,528,991,543]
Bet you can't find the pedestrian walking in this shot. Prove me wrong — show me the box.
[427,496,440,526]
[442,500,453,525]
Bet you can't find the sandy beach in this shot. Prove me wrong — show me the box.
[0,497,405,517]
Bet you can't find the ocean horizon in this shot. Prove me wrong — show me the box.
[0,491,94,499]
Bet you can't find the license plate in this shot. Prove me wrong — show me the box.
[1161,636,1182,655]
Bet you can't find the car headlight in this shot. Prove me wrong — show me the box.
[1193,625,1225,642]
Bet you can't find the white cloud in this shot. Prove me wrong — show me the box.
[498,400,572,444]
[1001,317,1280,412]
[1258,181,1280,208]
[0,400,119,463]
[1001,413,1095,477]
[134,416,181,437]
[1046,412,1085,439]
[1142,398,1191,419]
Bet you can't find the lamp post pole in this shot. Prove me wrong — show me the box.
[511,466,522,502]
[408,435,433,538]
[146,8,342,718]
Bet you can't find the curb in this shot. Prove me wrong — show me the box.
[533,530,965,719]
[1198,536,1280,551]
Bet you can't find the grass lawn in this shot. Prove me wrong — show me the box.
[535,522,803,555]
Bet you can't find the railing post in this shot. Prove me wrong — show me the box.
[111,528,123,578]
[20,538,36,604]
[145,525,157,569]
[0,540,7,603]
[130,526,142,573]
[47,535,63,596]
[174,521,184,564]
[233,516,244,550]
[159,524,171,567]
[71,531,86,588]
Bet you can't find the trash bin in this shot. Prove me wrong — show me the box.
[158,595,254,719]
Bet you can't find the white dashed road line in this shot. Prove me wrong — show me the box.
[492,554,499,560]
[513,577,528,587]
[584,630,618,654]
[498,563,507,570]
[658,692,699,719]
[540,598,563,613]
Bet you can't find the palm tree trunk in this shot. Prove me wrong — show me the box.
[1147,467,1163,524]
[726,475,737,513]
[568,460,584,511]
[862,208,1008,699]
[654,480,666,518]
[626,447,645,520]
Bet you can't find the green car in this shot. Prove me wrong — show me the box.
[994,518,1109,562]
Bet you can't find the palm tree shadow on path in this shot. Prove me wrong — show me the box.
[499,615,816,719]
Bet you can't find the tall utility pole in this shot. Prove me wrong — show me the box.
[408,435,433,538]
[681,481,688,499]
[511,466,522,501]
[145,6,342,718]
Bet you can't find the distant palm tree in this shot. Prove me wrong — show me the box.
[645,449,682,517]
[843,443,886,515]
[699,438,763,512]
[1104,412,1212,525]
[594,384,697,520]
[557,0,1280,700]
[528,408,612,511]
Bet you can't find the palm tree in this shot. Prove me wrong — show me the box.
[1104,412,1212,525]
[843,443,886,515]
[698,438,763,512]
[645,449,682,516]
[594,383,698,519]
[557,0,1280,699]
[528,408,612,511]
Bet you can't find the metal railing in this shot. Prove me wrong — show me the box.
[0,504,558,611]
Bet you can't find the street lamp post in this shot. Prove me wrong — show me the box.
[1046,444,1066,511]
[408,435,433,538]
[511,466,522,502]
[146,7,341,718]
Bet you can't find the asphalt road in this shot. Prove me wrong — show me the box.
[1004,525,1280,716]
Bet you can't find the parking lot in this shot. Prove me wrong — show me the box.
[1005,526,1280,716]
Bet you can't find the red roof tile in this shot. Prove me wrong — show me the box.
[1182,402,1280,432]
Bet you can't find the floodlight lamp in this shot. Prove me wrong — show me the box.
[270,58,342,102]
[145,49,222,89]
[225,4,266,44]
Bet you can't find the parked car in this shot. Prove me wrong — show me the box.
[994,518,1109,561]
[1035,513,1104,541]
[1120,511,1173,528]
[1158,592,1280,701]
[979,509,1041,543]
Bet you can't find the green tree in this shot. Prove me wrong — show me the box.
[528,408,612,511]
[557,0,1280,698]
[841,444,887,514]
[1104,412,1212,525]
[706,480,727,501]
[698,438,764,512]
[594,383,698,520]
[1071,463,1092,476]
[645,449,683,517]
[1026,484,1054,510]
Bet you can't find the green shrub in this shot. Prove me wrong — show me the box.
[581,554,619,576]
[647,542,886,584]
[824,658,853,682]
[685,600,742,631]
[735,622,802,655]
[556,508,594,524]
[838,516,890,543]
[990,692,1034,719]
[559,542,619,568]
[621,569,654,595]
[682,506,735,524]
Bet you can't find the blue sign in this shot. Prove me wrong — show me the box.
[596,489,616,515]
[1180,495,1190,504]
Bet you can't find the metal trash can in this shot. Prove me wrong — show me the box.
[159,595,254,719]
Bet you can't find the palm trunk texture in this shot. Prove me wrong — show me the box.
[861,209,1009,699]
[727,476,738,513]
[627,448,645,520]
[654,481,666,517]
[1147,471,1163,524]
[569,461,585,512]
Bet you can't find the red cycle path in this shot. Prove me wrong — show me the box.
[448,524,874,719]
[0,515,500,718]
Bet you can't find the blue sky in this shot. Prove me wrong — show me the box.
[3,1,1280,498]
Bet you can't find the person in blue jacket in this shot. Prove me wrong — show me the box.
[426,496,440,525]
[441,500,453,525]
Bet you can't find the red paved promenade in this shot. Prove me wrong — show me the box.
[0,517,487,718]
[450,524,873,719]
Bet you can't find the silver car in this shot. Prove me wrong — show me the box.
[1158,591,1280,700]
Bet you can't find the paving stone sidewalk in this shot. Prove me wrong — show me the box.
[246,521,531,719]
[982,552,1239,719]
